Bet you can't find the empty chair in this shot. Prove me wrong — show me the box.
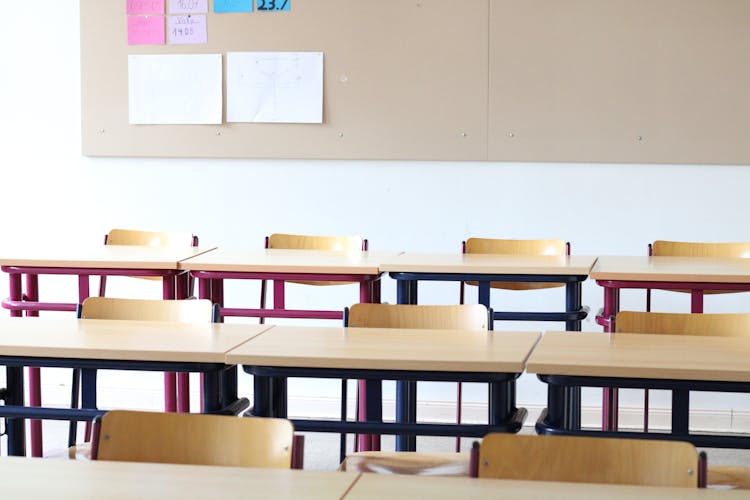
[647,240,750,311]
[342,303,490,462]
[98,228,198,297]
[259,233,367,323]
[92,410,299,468]
[69,297,217,450]
[472,434,705,488]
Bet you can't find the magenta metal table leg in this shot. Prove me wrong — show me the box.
[691,290,704,313]
[162,274,178,411]
[25,274,44,457]
[177,373,190,413]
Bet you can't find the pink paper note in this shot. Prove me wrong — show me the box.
[167,15,207,45]
[168,0,208,14]
[127,0,165,15]
[128,16,166,45]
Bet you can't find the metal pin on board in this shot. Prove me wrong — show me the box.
[460,132,467,138]
[507,132,515,138]
[216,131,222,136]
[636,135,643,141]
[100,129,106,134]
[338,132,344,138]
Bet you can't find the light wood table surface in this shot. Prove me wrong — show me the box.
[526,331,750,382]
[0,245,217,269]
[0,457,359,500]
[380,253,597,275]
[0,317,270,363]
[180,248,401,274]
[227,326,540,372]
[344,473,747,499]
[591,255,750,283]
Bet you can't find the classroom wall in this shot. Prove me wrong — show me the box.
[2,1,750,444]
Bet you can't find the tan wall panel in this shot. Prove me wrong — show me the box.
[489,0,750,165]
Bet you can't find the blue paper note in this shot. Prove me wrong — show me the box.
[214,0,253,13]
[256,0,290,12]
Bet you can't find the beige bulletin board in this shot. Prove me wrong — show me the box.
[82,0,750,164]
[81,0,489,160]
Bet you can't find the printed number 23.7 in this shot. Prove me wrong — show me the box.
[258,0,288,10]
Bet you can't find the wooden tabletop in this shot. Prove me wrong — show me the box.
[0,318,269,363]
[345,473,747,499]
[591,255,750,283]
[0,245,217,270]
[526,331,750,382]
[379,253,597,276]
[179,248,401,274]
[0,457,359,500]
[226,326,540,373]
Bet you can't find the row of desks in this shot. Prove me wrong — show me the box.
[3,456,745,499]
[1,457,745,499]
[2,317,750,455]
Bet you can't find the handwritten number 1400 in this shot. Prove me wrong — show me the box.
[257,0,289,11]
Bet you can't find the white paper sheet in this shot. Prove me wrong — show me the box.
[226,51,323,123]
[128,54,223,125]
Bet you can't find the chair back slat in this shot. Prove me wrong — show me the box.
[96,411,294,468]
[348,303,488,330]
[478,434,699,487]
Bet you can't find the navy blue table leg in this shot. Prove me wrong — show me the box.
[489,380,513,426]
[364,379,383,447]
[6,366,26,456]
[81,368,98,412]
[271,377,288,418]
[672,389,690,436]
[477,281,490,309]
[221,366,239,408]
[396,278,417,451]
[252,374,271,417]
[564,281,582,430]
[546,383,567,430]
[202,371,222,413]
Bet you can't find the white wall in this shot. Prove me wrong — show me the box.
[2,1,750,445]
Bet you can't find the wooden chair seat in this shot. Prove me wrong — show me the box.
[340,452,470,476]
[708,465,750,489]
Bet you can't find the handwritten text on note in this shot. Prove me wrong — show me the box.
[167,15,208,44]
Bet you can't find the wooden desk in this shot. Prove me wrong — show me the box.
[380,253,596,329]
[227,326,539,446]
[591,255,750,430]
[0,245,216,455]
[0,457,359,499]
[527,331,750,448]
[344,473,746,499]
[379,252,596,449]
[181,248,401,321]
[592,255,750,326]
[0,318,269,457]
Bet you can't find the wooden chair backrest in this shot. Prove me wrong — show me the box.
[652,240,750,258]
[478,434,698,487]
[80,297,214,323]
[347,303,488,330]
[464,237,567,291]
[615,311,750,338]
[268,233,363,252]
[268,233,365,286]
[105,228,196,248]
[95,411,294,468]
